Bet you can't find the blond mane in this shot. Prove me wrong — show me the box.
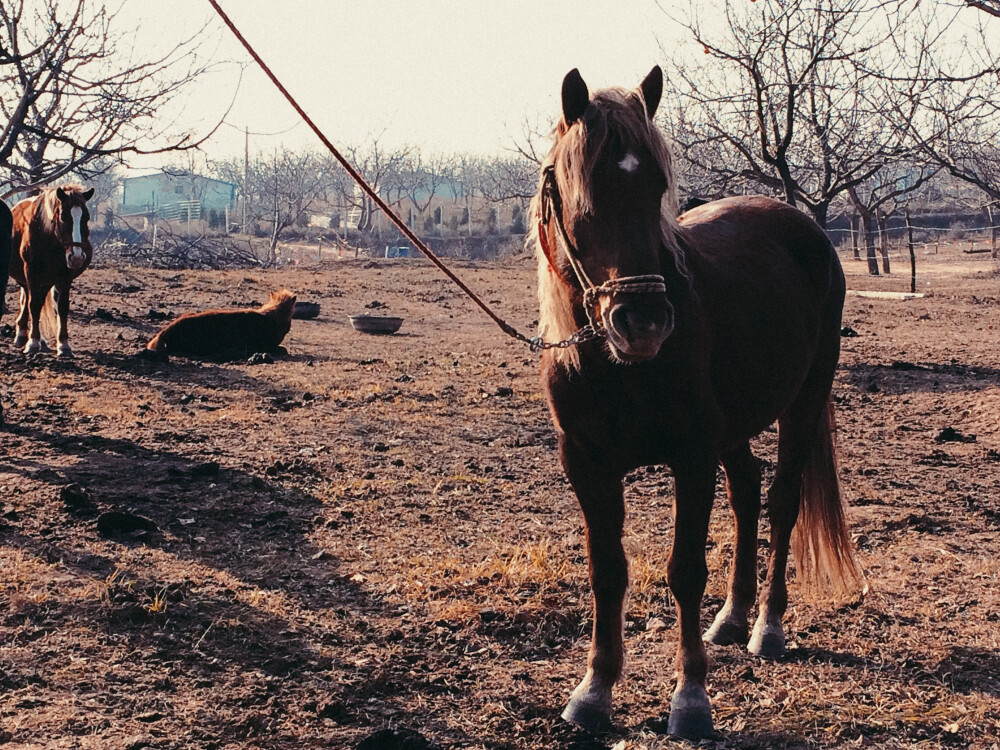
[528,86,686,370]
[33,184,88,238]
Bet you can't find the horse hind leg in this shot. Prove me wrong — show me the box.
[748,433,807,659]
[704,442,761,647]
[52,285,72,357]
[749,393,856,658]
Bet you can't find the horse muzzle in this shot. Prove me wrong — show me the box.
[601,294,674,362]
[65,246,87,270]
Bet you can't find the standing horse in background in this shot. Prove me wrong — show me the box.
[9,185,95,356]
[531,67,858,739]
[0,199,11,427]
[0,200,11,319]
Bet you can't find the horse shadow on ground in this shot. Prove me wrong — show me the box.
[842,360,1000,396]
[786,641,1000,696]
[929,646,1000,697]
[0,423,508,747]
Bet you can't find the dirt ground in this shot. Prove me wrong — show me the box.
[0,242,998,750]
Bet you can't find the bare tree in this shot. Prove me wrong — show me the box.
[903,35,1000,203]
[847,163,937,274]
[880,2,1000,255]
[396,150,451,226]
[215,149,328,263]
[323,133,411,235]
[0,0,230,198]
[966,0,1000,19]
[658,0,926,232]
[477,154,537,203]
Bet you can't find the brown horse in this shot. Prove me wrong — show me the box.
[530,67,858,739]
[9,184,95,356]
[146,289,296,360]
[0,199,11,427]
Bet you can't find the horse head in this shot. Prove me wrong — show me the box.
[54,185,95,270]
[537,67,682,364]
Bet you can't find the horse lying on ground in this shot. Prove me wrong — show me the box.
[9,184,95,356]
[146,289,296,360]
[530,67,858,739]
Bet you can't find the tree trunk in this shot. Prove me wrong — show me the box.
[876,209,890,274]
[810,202,829,230]
[906,208,916,294]
[777,162,798,209]
[268,227,279,264]
[852,215,861,260]
[988,202,998,259]
[856,208,879,275]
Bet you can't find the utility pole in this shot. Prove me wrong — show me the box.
[243,126,249,232]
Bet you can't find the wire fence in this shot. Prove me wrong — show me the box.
[829,223,999,258]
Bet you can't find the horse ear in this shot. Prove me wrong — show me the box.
[561,68,589,124]
[639,66,663,119]
[82,187,95,201]
[56,187,67,202]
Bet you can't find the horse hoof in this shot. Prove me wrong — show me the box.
[704,618,749,647]
[13,333,27,347]
[57,345,73,358]
[23,340,41,355]
[668,687,714,740]
[748,627,786,659]
[561,697,611,732]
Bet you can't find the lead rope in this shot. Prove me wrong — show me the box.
[207,0,547,347]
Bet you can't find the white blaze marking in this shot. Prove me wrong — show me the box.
[618,153,640,173]
[70,206,83,244]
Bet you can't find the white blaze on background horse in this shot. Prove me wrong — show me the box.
[68,205,87,269]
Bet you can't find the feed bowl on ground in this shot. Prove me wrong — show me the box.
[349,314,404,335]
[293,301,321,319]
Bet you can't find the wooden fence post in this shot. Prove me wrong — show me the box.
[906,208,916,294]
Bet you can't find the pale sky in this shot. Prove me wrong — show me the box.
[122,1,682,168]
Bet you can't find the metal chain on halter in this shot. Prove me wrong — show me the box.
[528,323,602,352]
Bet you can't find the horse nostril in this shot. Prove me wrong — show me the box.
[609,301,671,340]
[609,304,634,338]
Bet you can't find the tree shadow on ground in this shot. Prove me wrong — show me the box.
[841,360,1000,396]
[0,424,515,748]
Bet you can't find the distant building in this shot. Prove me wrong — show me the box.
[120,171,236,223]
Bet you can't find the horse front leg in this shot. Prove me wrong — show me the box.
[667,459,717,740]
[54,283,72,357]
[561,450,627,731]
[14,288,28,347]
[23,284,47,354]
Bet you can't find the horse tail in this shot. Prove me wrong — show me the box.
[792,398,861,597]
[40,288,59,342]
